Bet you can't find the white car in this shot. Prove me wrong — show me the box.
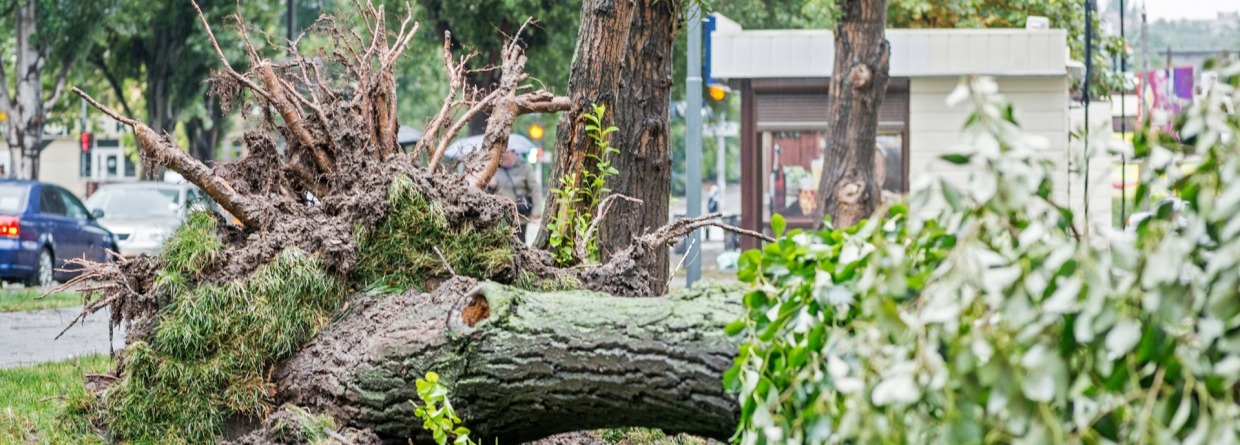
[85,182,217,257]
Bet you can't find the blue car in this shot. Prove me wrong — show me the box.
[0,180,117,287]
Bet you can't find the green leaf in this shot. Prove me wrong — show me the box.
[725,319,747,336]
[772,214,786,238]
[941,153,973,165]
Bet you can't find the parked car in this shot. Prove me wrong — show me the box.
[85,182,217,257]
[0,180,117,287]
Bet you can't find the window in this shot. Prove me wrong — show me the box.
[39,187,66,216]
[57,188,89,220]
[761,130,908,225]
[0,185,28,214]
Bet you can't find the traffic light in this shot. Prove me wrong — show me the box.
[528,124,544,140]
[79,132,93,178]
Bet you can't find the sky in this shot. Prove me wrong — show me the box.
[1100,0,1240,21]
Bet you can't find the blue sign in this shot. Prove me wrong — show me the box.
[704,14,716,86]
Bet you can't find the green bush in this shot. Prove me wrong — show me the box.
[730,67,1240,444]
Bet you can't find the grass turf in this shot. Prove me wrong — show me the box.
[0,290,82,313]
[90,212,346,443]
[0,355,111,444]
[354,175,516,291]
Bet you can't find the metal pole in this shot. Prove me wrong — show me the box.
[1120,0,1128,227]
[1083,0,1093,231]
[80,98,87,180]
[287,0,296,43]
[716,110,727,214]
[685,2,703,287]
[1139,3,1150,212]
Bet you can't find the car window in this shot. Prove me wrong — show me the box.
[0,184,28,214]
[39,187,66,216]
[57,188,89,220]
[85,187,181,218]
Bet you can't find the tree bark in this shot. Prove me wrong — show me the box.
[274,279,741,443]
[6,0,44,179]
[539,0,677,294]
[812,0,890,229]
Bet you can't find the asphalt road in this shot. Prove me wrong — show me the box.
[0,307,124,368]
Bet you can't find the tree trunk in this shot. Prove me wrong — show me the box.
[140,34,183,180]
[186,95,226,161]
[274,279,741,443]
[539,0,677,294]
[812,0,890,229]
[11,0,44,180]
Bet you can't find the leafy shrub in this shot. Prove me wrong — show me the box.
[730,66,1240,444]
[412,372,478,445]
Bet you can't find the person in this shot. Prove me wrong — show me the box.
[706,181,720,214]
[488,148,542,241]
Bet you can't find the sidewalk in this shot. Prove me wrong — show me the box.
[0,307,123,368]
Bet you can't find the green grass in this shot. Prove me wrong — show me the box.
[0,355,111,444]
[0,290,82,313]
[355,175,516,290]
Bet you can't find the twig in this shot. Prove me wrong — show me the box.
[73,88,137,127]
[433,246,457,277]
[645,212,775,247]
[577,195,644,261]
[190,0,276,103]
[667,237,696,288]
[429,88,503,170]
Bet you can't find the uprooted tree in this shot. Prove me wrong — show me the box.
[65,2,768,443]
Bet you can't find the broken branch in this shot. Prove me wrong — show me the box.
[73,87,262,228]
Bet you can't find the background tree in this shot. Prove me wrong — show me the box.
[812,0,890,228]
[418,0,580,135]
[89,0,280,169]
[539,0,680,295]
[0,0,110,179]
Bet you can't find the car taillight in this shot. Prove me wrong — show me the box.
[0,216,19,238]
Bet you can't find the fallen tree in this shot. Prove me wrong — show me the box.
[64,2,764,443]
[275,278,741,443]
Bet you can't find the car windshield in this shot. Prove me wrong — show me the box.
[0,185,26,214]
[87,187,182,218]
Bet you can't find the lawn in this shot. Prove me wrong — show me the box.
[0,355,110,444]
[0,290,81,313]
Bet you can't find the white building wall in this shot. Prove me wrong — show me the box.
[712,29,1068,79]
[38,138,90,197]
[1069,102,1117,231]
[908,76,1074,215]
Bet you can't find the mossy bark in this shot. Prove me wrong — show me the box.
[275,278,742,443]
